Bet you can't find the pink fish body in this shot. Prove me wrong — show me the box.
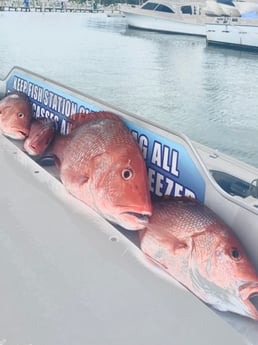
[0,92,32,140]
[49,111,152,230]
[139,198,258,320]
[23,118,55,156]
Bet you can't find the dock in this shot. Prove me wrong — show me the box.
[0,0,107,13]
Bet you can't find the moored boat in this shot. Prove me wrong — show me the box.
[121,0,258,37]
[205,0,241,16]
[206,16,258,50]
[120,0,210,36]
[0,66,258,344]
[234,0,258,15]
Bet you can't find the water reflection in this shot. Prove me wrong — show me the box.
[0,12,257,167]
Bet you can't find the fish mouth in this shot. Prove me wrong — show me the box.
[24,144,39,156]
[239,282,258,320]
[18,130,29,138]
[3,129,29,140]
[122,212,150,222]
[120,211,151,230]
[24,126,55,155]
[25,140,41,156]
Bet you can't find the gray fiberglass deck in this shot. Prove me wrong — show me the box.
[0,127,256,345]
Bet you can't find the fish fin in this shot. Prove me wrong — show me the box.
[141,227,188,256]
[149,225,188,254]
[164,235,188,255]
[143,240,188,269]
[77,175,90,186]
[63,170,89,186]
[144,252,169,270]
[68,111,122,131]
[60,165,90,193]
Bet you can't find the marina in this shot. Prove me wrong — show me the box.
[0,0,120,13]
[0,10,257,167]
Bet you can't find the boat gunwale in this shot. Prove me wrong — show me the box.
[1,65,258,217]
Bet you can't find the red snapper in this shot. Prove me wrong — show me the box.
[23,118,55,156]
[139,197,258,320]
[48,111,152,230]
[0,92,32,140]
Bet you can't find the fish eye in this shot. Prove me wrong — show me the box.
[17,112,25,118]
[122,168,134,180]
[230,247,242,261]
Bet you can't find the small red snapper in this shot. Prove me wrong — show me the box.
[23,118,55,156]
[48,111,152,230]
[139,197,258,320]
[0,92,32,140]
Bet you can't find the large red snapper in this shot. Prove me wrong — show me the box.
[139,197,258,320]
[0,92,32,140]
[48,111,152,230]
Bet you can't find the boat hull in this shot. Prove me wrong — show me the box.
[206,19,258,50]
[122,7,207,36]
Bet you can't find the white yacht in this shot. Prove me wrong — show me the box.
[120,0,209,36]
[206,16,258,50]
[121,0,258,36]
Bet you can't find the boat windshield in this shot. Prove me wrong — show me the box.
[142,2,175,13]
[142,2,158,10]
[155,4,174,13]
[217,0,235,7]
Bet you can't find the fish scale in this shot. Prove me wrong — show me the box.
[61,118,137,165]
[150,199,217,238]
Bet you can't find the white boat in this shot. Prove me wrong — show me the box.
[205,0,258,16]
[0,66,258,344]
[121,0,258,36]
[120,0,209,36]
[205,0,241,16]
[234,0,258,15]
[206,16,258,50]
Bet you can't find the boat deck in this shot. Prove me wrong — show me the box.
[1,134,256,345]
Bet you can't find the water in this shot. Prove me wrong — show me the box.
[0,11,258,167]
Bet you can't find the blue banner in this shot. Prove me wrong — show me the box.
[6,72,205,202]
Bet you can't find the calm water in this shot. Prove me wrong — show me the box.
[0,11,258,167]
